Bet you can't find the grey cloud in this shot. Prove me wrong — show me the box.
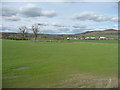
[2,4,57,19]
[41,27,70,34]
[41,28,60,34]
[51,22,66,27]
[71,24,87,33]
[20,4,42,17]
[38,22,67,27]
[42,30,56,34]
[2,25,18,32]
[37,22,49,26]
[71,12,118,22]
[71,28,86,33]
[73,24,86,28]
[20,4,57,18]
[2,26,8,30]
[2,5,18,17]
[57,27,70,32]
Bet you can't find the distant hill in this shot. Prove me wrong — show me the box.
[75,29,119,36]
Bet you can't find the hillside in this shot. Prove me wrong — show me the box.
[75,29,119,36]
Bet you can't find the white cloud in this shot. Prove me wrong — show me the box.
[112,2,118,8]
[42,10,57,17]
[57,27,70,32]
[111,17,119,22]
[71,11,118,22]
[111,24,118,27]
[4,16,21,21]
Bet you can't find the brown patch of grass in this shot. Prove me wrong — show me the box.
[57,73,118,88]
[15,67,29,70]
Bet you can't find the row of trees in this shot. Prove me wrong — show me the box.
[19,23,43,40]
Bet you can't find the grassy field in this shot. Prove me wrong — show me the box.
[64,39,118,44]
[84,34,118,38]
[2,39,118,88]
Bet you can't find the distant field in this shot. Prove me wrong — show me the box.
[35,38,118,44]
[2,40,118,88]
[64,39,118,44]
[36,34,118,44]
[85,34,118,38]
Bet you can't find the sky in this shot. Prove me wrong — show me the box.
[0,2,119,34]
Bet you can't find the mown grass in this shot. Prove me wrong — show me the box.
[2,39,118,88]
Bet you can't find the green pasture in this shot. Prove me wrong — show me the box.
[2,39,118,88]
[64,39,118,43]
[84,34,118,38]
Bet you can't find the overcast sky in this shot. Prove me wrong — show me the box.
[0,2,118,34]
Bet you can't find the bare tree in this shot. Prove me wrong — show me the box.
[19,26,28,40]
[32,23,42,40]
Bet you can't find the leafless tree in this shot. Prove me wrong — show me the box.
[19,26,28,40]
[32,23,43,40]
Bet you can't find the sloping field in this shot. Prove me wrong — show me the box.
[2,40,118,88]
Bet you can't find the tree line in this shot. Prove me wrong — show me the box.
[19,23,43,40]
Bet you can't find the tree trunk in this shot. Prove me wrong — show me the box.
[35,34,37,41]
